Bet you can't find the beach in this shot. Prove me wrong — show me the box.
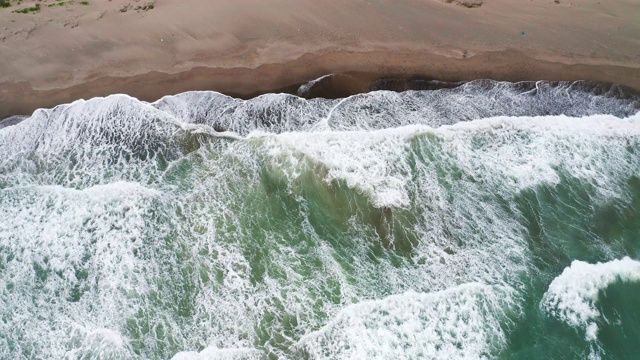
[1,0,639,118]
[3,1,640,359]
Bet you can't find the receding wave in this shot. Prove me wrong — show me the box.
[1,80,639,359]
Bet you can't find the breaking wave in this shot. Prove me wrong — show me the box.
[1,80,639,359]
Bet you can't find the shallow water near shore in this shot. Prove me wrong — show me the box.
[1,80,639,359]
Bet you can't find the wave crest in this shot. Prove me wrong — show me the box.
[541,257,640,341]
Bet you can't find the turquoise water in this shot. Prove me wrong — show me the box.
[0,80,639,359]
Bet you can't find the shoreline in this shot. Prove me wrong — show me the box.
[2,48,640,119]
[2,0,639,119]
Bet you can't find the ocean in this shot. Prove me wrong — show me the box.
[0,80,639,359]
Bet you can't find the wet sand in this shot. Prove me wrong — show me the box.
[1,0,639,118]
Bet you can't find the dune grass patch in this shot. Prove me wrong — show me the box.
[12,3,40,13]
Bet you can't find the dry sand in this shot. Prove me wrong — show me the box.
[1,0,639,118]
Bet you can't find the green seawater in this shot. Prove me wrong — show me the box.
[0,81,639,359]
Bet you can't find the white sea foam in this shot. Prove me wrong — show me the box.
[259,126,420,208]
[541,257,640,341]
[171,346,263,360]
[150,80,640,136]
[65,327,132,360]
[0,182,160,359]
[296,74,334,96]
[296,283,516,359]
[428,112,640,200]
[0,82,638,359]
[256,111,640,210]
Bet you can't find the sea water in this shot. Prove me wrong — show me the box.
[0,80,639,359]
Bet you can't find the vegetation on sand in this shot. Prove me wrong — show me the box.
[4,0,92,13]
[12,3,40,13]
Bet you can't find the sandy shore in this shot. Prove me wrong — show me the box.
[1,0,639,118]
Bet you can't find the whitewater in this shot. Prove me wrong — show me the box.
[0,80,639,359]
